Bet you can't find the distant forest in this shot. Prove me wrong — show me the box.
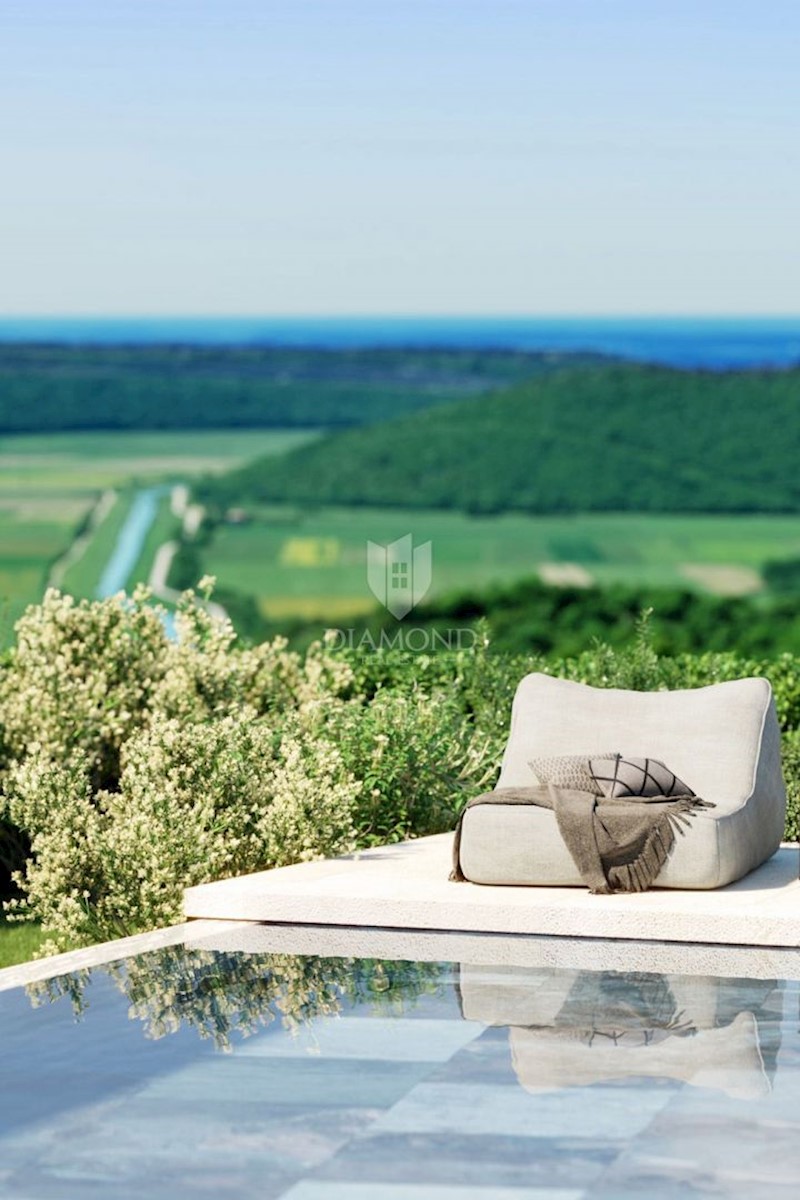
[204,362,800,514]
[0,344,600,432]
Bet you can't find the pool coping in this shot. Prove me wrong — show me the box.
[0,919,245,993]
[184,919,800,981]
[183,834,800,948]
[3,913,799,995]
[2,838,797,993]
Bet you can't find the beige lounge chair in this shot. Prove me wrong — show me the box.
[458,673,786,889]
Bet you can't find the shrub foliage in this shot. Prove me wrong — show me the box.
[0,589,797,954]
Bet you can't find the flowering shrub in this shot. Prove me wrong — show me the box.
[3,712,360,955]
[155,593,355,724]
[3,751,107,952]
[0,587,798,955]
[0,586,168,787]
[0,588,363,953]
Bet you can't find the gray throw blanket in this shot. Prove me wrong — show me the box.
[450,784,714,893]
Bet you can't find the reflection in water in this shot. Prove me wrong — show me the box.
[459,966,783,1099]
[28,947,447,1049]
[8,951,798,1198]
[29,947,785,1104]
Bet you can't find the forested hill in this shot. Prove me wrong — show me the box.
[203,363,800,514]
[0,344,601,432]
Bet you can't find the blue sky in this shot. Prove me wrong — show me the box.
[1,0,797,315]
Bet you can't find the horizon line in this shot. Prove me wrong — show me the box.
[1,313,800,322]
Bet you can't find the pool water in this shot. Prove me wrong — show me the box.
[1,946,799,1199]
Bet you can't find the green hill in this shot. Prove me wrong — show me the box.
[0,344,599,433]
[203,362,800,514]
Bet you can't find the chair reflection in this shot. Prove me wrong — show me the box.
[459,965,783,1100]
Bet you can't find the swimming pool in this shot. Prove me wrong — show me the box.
[1,935,799,1199]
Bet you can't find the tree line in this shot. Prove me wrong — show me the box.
[204,362,800,514]
[0,344,590,432]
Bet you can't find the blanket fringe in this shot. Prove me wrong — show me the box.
[607,797,711,893]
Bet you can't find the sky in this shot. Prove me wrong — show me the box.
[1,0,798,316]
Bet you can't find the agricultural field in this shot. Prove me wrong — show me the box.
[4,426,800,649]
[200,506,800,621]
[0,496,81,643]
[0,429,319,640]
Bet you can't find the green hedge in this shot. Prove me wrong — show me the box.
[0,594,796,955]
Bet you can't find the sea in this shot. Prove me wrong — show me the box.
[0,317,799,371]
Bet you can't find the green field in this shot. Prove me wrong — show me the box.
[4,427,800,645]
[201,506,800,621]
[0,429,320,636]
[0,497,86,641]
[0,428,321,493]
[57,490,135,598]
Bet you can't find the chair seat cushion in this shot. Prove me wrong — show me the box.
[458,787,773,890]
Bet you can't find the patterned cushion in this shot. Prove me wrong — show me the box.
[589,754,695,799]
[531,754,618,794]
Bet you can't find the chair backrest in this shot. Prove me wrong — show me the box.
[497,672,783,815]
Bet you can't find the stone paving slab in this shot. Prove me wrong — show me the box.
[4,840,797,995]
[182,920,800,981]
[183,835,800,949]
